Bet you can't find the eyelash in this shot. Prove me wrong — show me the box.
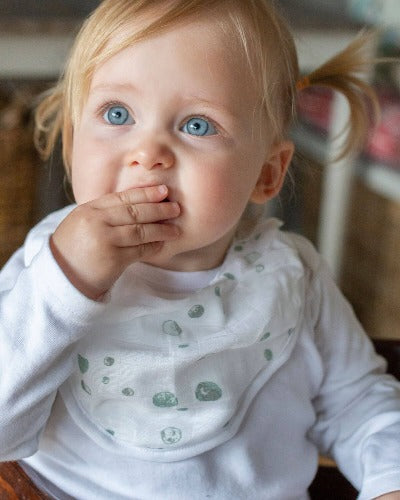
[96,102,221,135]
[97,101,130,121]
[180,114,220,135]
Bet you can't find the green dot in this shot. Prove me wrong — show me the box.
[122,387,134,396]
[102,376,110,384]
[234,245,243,251]
[188,304,205,318]
[288,328,295,336]
[177,408,188,411]
[259,331,271,341]
[264,349,273,361]
[215,286,221,297]
[106,429,115,435]
[81,380,91,395]
[153,391,178,407]
[161,427,182,445]
[195,382,222,401]
[255,264,264,273]
[162,320,182,336]
[78,354,89,374]
[254,233,261,240]
[224,273,235,280]
[178,344,189,348]
[104,356,115,366]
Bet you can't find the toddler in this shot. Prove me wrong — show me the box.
[1,0,400,499]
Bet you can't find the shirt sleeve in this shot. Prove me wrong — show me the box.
[0,211,105,461]
[302,240,400,499]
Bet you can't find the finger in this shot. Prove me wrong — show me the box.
[112,222,180,248]
[103,201,180,226]
[90,185,169,209]
[119,240,164,263]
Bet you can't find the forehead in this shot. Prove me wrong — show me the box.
[90,16,258,109]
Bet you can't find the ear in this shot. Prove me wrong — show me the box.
[250,140,294,204]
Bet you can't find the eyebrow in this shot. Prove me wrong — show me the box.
[182,96,240,120]
[91,82,139,94]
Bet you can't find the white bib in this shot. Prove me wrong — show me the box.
[61,219,305,461]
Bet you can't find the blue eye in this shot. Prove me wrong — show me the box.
[103,106,133,125]
[182,117,217,136]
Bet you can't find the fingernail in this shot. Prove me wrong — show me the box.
[158,185,167,194]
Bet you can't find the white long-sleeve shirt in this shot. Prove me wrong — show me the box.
[1,206,400,500]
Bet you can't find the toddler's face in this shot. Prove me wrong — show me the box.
[71,16,279,271]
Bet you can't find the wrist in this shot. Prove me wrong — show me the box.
[50,235,108,301]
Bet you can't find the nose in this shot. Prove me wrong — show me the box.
[125,135,175,170]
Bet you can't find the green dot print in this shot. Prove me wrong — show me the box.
[162,320,182,336]
[224,273,235,280]
[78,354,89,374]
[122,387,135,396]
[106,429,115,436]
[215,286,221,297]
[234,245,243,252]
[161,427,182,445]
[244,251,262,265]
[264,349,273,361]
[259,331,271,342]
[153,391,178,407]
[104,356,115,366]
[188,305,205,318]
[255,264,264,273]
[102,376,110,384]
[178,344,189,349]
[195,381,222,401]
[81,380,92,395]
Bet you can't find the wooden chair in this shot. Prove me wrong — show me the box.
[0,462,50,499]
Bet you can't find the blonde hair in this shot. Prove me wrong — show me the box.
[34,0,379,176]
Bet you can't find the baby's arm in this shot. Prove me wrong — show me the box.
[50,185,180,300]
[0,234,101,461]
[0,185,179,461]
[302,246,400,499]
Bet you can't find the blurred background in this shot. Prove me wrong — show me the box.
[0,0,399,339]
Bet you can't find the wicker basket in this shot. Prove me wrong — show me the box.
[341,178,400,340]
[0,85,42,268]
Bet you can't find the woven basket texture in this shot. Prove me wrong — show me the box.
[0,84,43,268]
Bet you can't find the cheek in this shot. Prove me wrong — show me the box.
[184,162,258,225]
[70,135,113,204]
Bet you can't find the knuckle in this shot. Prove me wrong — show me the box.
[127,204,140,222]
[136,243,148,258]
[137,241,162,258]
[117,190,129,205]
[132,224,146,242]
